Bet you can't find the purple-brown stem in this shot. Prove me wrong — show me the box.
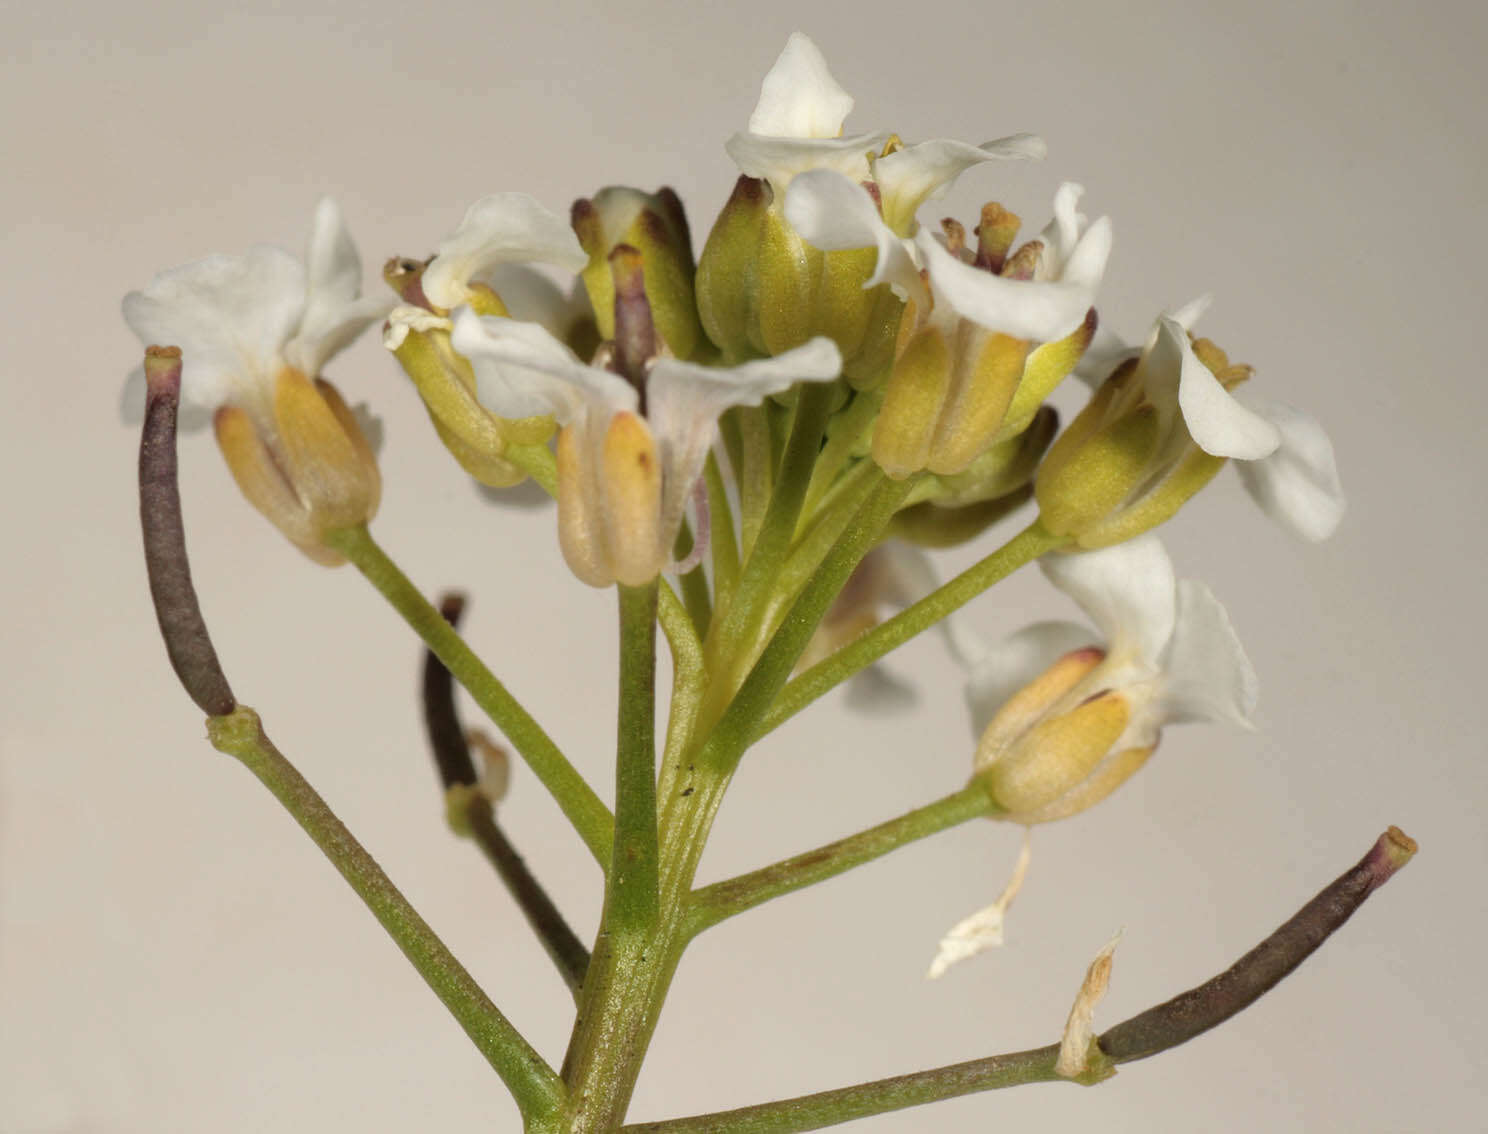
[1098,826,1419,1063]
[137,346,236,717]
[418,594,590,996]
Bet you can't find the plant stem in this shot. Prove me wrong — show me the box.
[461,797,591,1000]
[760,520,1065,738]
[420,602,590,998]
[624,1046,1066,1133]
[208,705,564,1122]
[613,582,661,931]
[623,827,1417,1133]
[698,473,915,778]
[324,524,613,867]
[689,783,998,934]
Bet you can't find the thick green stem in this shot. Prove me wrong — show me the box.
[324,525,613,867]
[208,706,564,1121]
[613,583,661,931]
[698,474,916,777]
[761,520,1066,738]
[689,783,998,934]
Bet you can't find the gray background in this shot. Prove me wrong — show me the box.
[3,0,1484,1129]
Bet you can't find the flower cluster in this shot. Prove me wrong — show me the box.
[122,30,1345,977]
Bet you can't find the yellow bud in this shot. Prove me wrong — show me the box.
[924,330,1030,476]
[984,692,1131,816]
[556,413,664,588]
[872,327,951,478]
[1035,403,1163,538]
[214,369,381,563]
[997,309,1098,441]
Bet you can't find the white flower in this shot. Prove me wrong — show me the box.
[966,535,1257,824]
[122,198,391,429]
[1072,297,1345,541]
[419,192,587,312]
[450,309,842,586]
[726,33,1043,202]
[786,173,1110,346]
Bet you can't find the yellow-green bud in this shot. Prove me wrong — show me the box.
[1036,335,1252,548]
[572,187,704,361]
[695,175,902,386]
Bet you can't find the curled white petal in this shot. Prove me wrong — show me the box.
[1160,580,1258,728]
[1055,930,1121,1079]
[1168,293,1213,332]
[291,199,394,376]
[784,170,923,301]
[422,193,587,310]
[748,32,854,138]
[450,308,633,423]
[874,135,1046,232]
[963,620,1097,737]
[1040,537,1178,667]
[926,835,1031,979]
[648,337,841,544]
[1234,397,1345,541]
[916,231,1097,343]
[725,131,889,193]
[1164,317,1281,459]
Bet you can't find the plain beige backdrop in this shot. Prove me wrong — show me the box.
[3,0,1485,1130]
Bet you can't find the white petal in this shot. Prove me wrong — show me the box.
[874,135,1046,231]
[304,198,362,310]
[1168,293,1213,332]
[1041,536,1178,666]
[724,131,888,193]
[1055,930,1121,1079]
[422,193,587,310]
[1167,317,1281,459]
[747,32,854,139]
[485,263,584,336]
[121,246,306,412]
[926,835,1030,979]
[916,230,1096,343]
[1234,397,1345,541]
[783,170,923,302]
[1160,579,1258,728]
[287,198,392,376]
[963,621,1097,737]
[647,337,842,544]
[1038,182,1086,269]
[287,294,392,378]
[449,308,633,423]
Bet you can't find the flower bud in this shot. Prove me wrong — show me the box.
[869,210,1098,481]
[972,646,1155,824]
[213,369,381,564]
[695,175,902,386]
[556,410,663,587]
[1035,332,1254,548]
[572,187,705,361]
[383,263,555,488]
